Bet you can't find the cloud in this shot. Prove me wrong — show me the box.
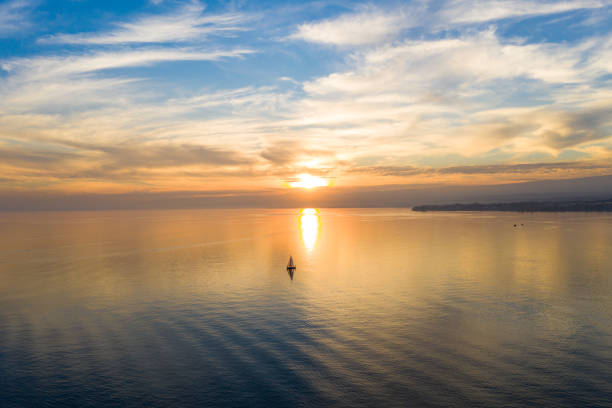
[39,1,250,45]
[260,141,305,165]
[0,0,33,37]
[290,6,415,46]
[289,1,607,47]
[0,138,253,187]
[259,141,337,165]
[350,160,612,179]
[0,2,255,115]
[3,25,609,192]
[540,107,612,149]
[2,48,254,81]
[0,48,254,114]
[441,0,605,24]
[304,28,593,98]
[437,161,608,174]
[0,145,80,166]
[290,27,612,163]
[99,142,251,168]
[461,105,612,152]
[1,1,611,199]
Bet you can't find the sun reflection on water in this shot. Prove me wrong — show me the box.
[299,208,320,251]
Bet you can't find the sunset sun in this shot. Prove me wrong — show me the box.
[289,174,329,189]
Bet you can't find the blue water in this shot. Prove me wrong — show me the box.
[1,209,611,407]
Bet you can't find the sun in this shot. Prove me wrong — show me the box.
[289,173,329,189]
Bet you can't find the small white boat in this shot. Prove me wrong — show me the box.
[287,256,296,271]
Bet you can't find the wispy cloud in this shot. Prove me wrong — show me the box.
[441,0,605,24]
[2,48,254,80]
[0,137,254,188]
[295,27,612,155]
[1,0,611,199]
[304,28,596,95]
[290,1,608,46]
[290,5,415,46]
[0,48,254,116]
[352,160,610,176]
[0,1,256,117]
[0,0,34,37]
[39,1,250,45]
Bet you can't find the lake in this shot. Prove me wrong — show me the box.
[1,209,611,407]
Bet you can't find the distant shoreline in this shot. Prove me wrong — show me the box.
[412,199,612,212]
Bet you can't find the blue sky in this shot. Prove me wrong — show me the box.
[0,0,611,200]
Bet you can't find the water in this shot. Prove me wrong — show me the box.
[1,208,611,407]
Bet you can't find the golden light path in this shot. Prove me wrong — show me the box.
[299,208,320,251]
[289,174,329,189]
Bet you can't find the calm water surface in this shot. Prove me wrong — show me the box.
[1,209,611,407]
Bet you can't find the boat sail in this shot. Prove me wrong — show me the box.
[287,256,296,271]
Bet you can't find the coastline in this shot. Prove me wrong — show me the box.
[412,199,612,212]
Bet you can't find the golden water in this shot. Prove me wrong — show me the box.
[1,209,611,407]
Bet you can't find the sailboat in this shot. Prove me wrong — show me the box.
[287,256,296,271]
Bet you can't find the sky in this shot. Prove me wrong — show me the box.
[0,0,611,209]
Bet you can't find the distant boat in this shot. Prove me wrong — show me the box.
[287,256,296,271]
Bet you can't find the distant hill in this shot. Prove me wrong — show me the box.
[413,199,612,212]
